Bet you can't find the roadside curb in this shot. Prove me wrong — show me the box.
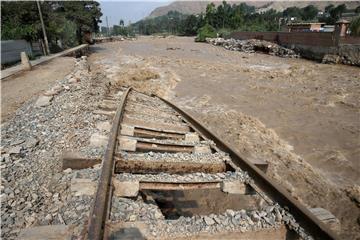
[1,44,89,81]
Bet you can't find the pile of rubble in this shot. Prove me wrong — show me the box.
[207,38,299,58]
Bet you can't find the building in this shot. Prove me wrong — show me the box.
[287,22,325,32]
[322,25,335,32]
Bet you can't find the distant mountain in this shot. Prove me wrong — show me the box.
[148,1,265,18]
[148,1,360,18]
[256,1,360,12]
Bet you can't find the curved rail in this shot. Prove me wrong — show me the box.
[87,87,132,240]
[160,97,338,240]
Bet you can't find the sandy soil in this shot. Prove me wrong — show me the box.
[88,36,359,239]
[1,57,75,122]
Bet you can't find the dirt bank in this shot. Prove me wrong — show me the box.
[88,36,360,239]
[1,57,75,122]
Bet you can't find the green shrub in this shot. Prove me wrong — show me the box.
[217,28,232,38]
[195,23,217,42]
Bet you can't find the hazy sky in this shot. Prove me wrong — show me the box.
[99,1,172,27]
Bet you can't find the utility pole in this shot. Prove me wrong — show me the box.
[106,16,110,36]
[36,0,50,55]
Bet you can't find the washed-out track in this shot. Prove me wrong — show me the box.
[20,88,339,239]
[83,88,338,240]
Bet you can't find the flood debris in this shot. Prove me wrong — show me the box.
[207,38,299,58]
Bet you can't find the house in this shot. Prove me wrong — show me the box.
[287,22,325,32]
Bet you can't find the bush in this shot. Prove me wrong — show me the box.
[349,17,360,36]
[217,28,232,38]
[195,23,217,42]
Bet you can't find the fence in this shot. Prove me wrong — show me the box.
[228,31,360,65]
[1,40,44,65]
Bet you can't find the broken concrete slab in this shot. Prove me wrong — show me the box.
[185,132,200,142]
[71,178,96,196]
[118,136,137,151]
[221,180,247,194]
[194,145,212,154]
[89,133,108,148]
[113,179,139,197]
[120,124,135,136]
[35,95,53,107]
[96,121,111,132]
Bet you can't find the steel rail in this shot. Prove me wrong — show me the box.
[87,87,132,240]
[160,96,338,240]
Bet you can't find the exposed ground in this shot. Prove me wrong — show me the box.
[1,57,75,122]
[88,36,360,239]
[1,36,359,239]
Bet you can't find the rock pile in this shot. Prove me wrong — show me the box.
[0,56,107,239]
[207,38,299,58]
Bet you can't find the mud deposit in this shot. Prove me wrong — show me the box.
[88,36,360,239]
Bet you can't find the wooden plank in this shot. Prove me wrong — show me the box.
[136,141,193,153]
[133,127,184,140]
[106,222,288,240]
[115,158,226,174]
[61,151,101,170]
[122,116,190,133]
[18,225,74,240]
[139,181,221,190]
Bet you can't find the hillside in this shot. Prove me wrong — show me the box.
[148,1,360,18]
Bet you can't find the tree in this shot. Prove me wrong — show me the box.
[58,1,102,43]
[322,4,347,24]
[349,16,360,36]
[283,7,302,20]
[181,15,199,35]
[356,6,360,13]
[301,5,319,21]
[325,4,335,14]
[1,1,102,45]
[1,1,43,41]
[205,3,216,26]
[195,23,216,42]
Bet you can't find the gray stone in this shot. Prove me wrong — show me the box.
[226,209,235,217]
[9,146,21,155]
[251,212,261,222]
[35,95,53,107]
[203,216,215,225]
[113,179,139,197]
[25,138,39,148]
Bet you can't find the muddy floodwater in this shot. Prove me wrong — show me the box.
[89,36,360,238]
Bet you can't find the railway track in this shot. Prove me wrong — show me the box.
[12,88,338,240]
[18,87,339,239]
